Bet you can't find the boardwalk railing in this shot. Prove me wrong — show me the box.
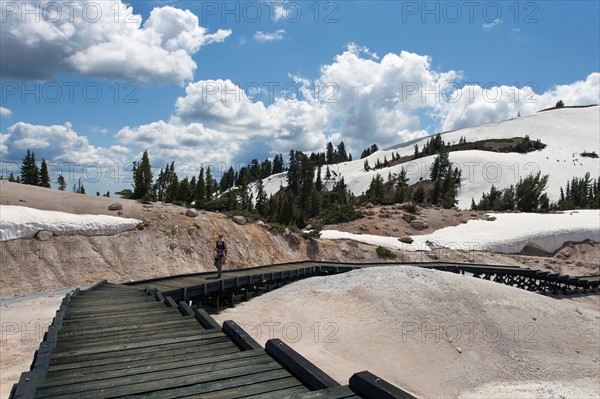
[126,261,598,310]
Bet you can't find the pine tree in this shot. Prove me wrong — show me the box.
[414,144,419,159]
[364,159,370,171]
[413,185,425,203]
[325,165,331,180]
[176,177,189,204]
[205,167,214,201]
[260,158,273,178]
[336,141,348,163]
[272,154,284,174]
[326,142,334,164]
[395,167,409,203]
[57,175,66,190]
[133,150,153,199]
[39,159,51,188]
[74,178,85,194]
[366,174,385,204]
[287,150,301,195]
[238,167,251,210]
[515,172,549,212]
[165,162,178,203]
[8,172,16,182]
[20,149,39,186]
[256,178,268,216]
[195,167,206,208]
[430,151,450,183]
[315,166,323,191]
[298,154,316,222]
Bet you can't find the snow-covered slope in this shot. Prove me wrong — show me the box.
[257,107,600,209]
[321,209,600,254]
[0,205,141,241]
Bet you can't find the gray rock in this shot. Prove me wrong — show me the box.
[346,240,359,248]
[36,230,53,241]
[233,215,247,225]
[186,209,198,218]
[108,203,123,211]
[169,242,178,250]
[398,236,414,244]
[365,202,375,209]
[400,201,414,210]
[410,220,429,230]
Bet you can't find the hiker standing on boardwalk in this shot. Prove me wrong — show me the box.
[214,233,227,278]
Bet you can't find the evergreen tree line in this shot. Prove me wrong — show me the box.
[360,144,379,159]
[557,173,600,210]
[223,149,358,227]
[309,141,352,166]
[414,133,448,159]
[5,148,74,192]
[363,152,402,171]
[471,172,600,212]
[364,150,462,209]
[125,149,359,228]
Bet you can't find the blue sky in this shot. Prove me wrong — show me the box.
[1,0,599,194]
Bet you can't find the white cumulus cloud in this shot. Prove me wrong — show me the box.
[0,107,12,118]
[253,29,286,43]
[483,18,503,31]
[0,1,231,84]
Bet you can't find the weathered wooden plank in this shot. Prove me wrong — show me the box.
[54,324,210,348]
[39,349,266,388]
[57,317,202,340]
[242,385,310,398]
[49,331,225,359]
[36,359,283,399]
[349,371,417,399]
[47,337,235,371]
[280,385,361,398]
[119,373,303,399]
[265,338,340,390]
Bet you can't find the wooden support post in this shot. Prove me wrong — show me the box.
[265,338,339,390]
[223,320,262,351]
[349,370,418,399]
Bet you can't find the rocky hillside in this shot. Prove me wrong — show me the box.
[1,181,597,299]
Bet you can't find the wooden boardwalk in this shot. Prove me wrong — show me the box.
[126,261,599,307]
[11,281,415,399]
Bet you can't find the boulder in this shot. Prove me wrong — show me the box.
[232,215,247,225]
[409,220,429,230]
[36,230,53,241]
[398,236,414,244]
[169,242,178,250]
[400,201,414,210]
[108,203,123,211]
[365,203,375,209]
[346,240,359,248]
[186,209,198,218]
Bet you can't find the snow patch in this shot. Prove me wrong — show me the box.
[0,205,141,241]
[322,210,600,254]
